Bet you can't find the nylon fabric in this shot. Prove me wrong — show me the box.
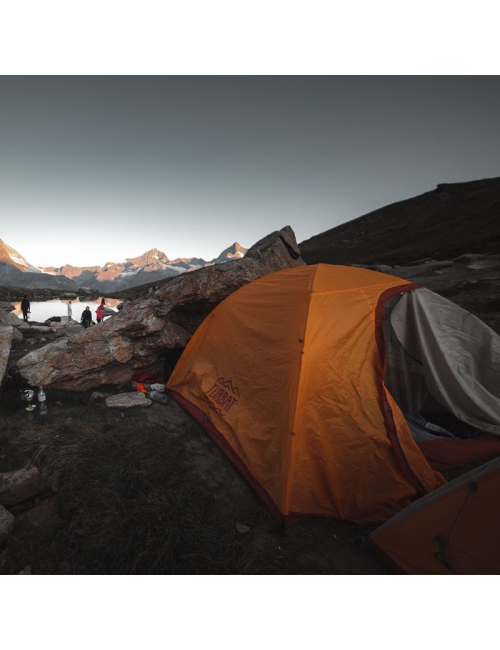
[168,265,445,524]
[370,457,500,574]
[391,288,500,435]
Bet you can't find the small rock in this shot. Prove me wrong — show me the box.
[0,467,49,507]
[0,504,14,541]
[40,337,46,343]
[90,391,108,402]
[18,566,32,575]
[453,253,485,264]
[235,523,251,534]
[55,401,63,407]
[105,392,152,408]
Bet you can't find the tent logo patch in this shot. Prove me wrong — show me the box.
[205,377,240,415]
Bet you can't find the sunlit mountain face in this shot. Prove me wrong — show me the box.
[0,239,248,291]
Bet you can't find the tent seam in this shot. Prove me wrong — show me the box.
[282,265,319,517]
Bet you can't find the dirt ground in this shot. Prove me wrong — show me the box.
[0,357,386,574]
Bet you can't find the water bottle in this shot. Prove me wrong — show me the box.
[148,391,169,405]
[150,383,166,392]
[38,386,48,416]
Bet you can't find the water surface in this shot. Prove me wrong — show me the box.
[12,298,121,323]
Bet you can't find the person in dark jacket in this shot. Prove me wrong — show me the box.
[81,306,92,328]
[21,296,30,322]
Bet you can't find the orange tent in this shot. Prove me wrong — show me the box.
[168,264,445,525]
[369,457,500,574]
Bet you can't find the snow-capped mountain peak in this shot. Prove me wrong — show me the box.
[0,238,248,291]
[0,238,42,274]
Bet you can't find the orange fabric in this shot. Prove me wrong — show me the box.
[371,466,500,574]
[418,436,500,471]
[168,264,444,524]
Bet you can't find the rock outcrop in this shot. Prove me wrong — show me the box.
[0,309,23,341]
[0,326,14,392]
[13,227,304,390]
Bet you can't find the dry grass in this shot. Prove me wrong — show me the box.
[3,421,268,574]
[0,381,384,575]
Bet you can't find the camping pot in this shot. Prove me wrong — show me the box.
[20,389,35,403]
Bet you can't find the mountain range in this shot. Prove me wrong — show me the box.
[0,239,247,292]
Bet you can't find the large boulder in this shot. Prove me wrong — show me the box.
[0,307,23,341]
[13,227,304,390]
[0,309,22,328]
[0,326,14,392]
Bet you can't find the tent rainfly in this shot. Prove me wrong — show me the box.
[168,264,500,525]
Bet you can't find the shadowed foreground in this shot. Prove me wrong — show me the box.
[0,381,384,575]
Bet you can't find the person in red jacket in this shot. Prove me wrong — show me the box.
[96,303,104,323]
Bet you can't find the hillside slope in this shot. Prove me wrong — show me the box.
[299,178,500,266]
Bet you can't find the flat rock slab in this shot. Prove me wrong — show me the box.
[106,392,152,408]
[0,504,14,541]
[28,325,57,333]
[0,467,49,507]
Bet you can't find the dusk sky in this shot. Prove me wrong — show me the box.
[1,76,499,267]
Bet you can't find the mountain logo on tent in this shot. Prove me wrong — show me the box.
[215,377,240,398]
[205,377,240,415]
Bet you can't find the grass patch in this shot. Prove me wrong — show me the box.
[3,422,265,574]
[1,381,384,575]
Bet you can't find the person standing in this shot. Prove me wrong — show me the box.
[21,296,30,322]
[96,303,104,323]
[81,306,92,328]
[67,301,73,323]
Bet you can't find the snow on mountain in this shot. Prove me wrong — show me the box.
[211,242,247,264]
[0,238,42,273]
[0,239,248,291]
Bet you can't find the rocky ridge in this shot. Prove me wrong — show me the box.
[300,178,500,266]
[299,177,500,334]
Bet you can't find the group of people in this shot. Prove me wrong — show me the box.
[80,298,106,328]
[18,296,107,328]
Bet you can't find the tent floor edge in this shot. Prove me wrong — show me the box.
[168,389,290,525]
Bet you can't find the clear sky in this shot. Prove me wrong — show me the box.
[1,76,499,268]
